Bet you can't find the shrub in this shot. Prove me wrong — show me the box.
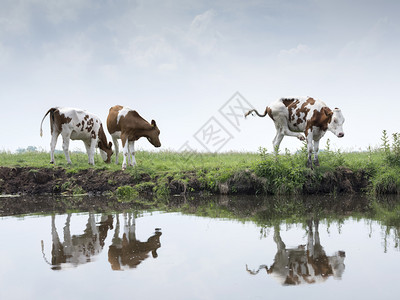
[116,185,138,201]
[372,168,400,194]
[381,130,400,166]
[254,148,307,194]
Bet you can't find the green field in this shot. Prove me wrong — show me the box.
[1,133,400,196]
[2,130,400,196]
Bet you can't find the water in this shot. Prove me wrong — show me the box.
[0,196,399,300]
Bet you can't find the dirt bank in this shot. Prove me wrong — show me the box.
[0,166,370,197]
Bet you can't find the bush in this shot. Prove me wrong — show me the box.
[372,168,400,194]
[116,185,138,201]
[254,147,307,194]
[381,130,400,166]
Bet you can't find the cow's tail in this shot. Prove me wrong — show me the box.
[40,108,57,137]
[41,240,52,266]
[244,107,271,118]
[246,264,269,275]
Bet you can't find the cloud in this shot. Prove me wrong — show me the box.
[41,33,93,66]
[35,0,89,24]
[338,17,394,60]
[118,35,181,70]
[0,1,30,35]
[190,9,216,35]
[0,42,10,65]
[187,9,222,56]
[278,44,311,58]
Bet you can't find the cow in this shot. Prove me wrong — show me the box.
[245,97,345,168]
[107,105,161,170]
[246,219,346,285]
[40,107,113,165]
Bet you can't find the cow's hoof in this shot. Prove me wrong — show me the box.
[50,161,54,164]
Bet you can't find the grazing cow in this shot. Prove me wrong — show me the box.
[245,97,345,168]
[40,107,113,165]
[107,105,161,170]
[246,219,346,285]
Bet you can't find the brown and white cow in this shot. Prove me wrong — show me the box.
[40,107,113,165]
[245,97,345,168]
[107,105,161,170]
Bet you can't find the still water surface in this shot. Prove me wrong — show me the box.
[0,205,399,300]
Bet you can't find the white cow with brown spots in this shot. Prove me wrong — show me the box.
[245,97,345,168]
[40,107,113,165]
[107,105,161,170]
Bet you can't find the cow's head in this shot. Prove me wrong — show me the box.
[99,141,113,163]
[328,108,345,138]
[146,120,161,148]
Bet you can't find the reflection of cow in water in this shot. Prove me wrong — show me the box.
[246,219,345,285]
[41,213,113,270]
[108,213,162,270]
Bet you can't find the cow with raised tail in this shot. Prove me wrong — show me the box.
[245,97,345,168]
[107,105,161,170]
[40,107,113,165]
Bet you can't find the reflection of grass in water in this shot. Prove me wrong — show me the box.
[169,194,400,250]
[368,199,400,251]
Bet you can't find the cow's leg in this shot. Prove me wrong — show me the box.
[273,116,305,141]
[50,132,59,164]
[126,142,132,166]
[282,126,305,141]
[128,141,136,167]
[83,141,91,163]
[306,133,314,168]
[272,131,284,154]
[87,139,96,165]
[61,133,72,164]
[121,135,129,170]
[313,139,320,167]
[112,135,119,165]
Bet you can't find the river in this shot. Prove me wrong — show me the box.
[0,195,399,300]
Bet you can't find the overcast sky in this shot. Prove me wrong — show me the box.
[1,0,399,154]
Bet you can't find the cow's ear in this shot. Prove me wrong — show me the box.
[151,120,157,127]
[323,107,333,117]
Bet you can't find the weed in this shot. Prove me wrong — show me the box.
[382,131,400,166]
[254,148,306,195]
[115,185,138,201]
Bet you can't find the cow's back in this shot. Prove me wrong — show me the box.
[107,105,124,135]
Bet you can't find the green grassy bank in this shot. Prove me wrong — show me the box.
[1,131,400,197]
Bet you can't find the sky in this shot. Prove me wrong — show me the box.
[1,0,399,154]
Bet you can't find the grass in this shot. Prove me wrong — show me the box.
[1,130,400,196]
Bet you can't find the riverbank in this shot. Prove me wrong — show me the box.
[0,147,398,197]
[0,164,369,197]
